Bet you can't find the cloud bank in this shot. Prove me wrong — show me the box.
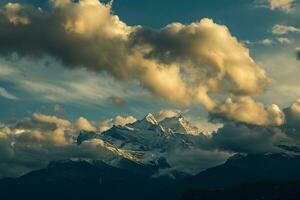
[0,113,118,177]
[0,0,281,125]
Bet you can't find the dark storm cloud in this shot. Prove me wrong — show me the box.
[207,99,300,154]
[282,100,300,140]
[210,122,288,154]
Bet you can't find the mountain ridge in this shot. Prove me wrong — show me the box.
[76,113,208,174]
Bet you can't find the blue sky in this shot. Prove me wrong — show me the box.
[0,0,299,127]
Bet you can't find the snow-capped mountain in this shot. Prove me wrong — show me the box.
[159,114,199,135]
[134,113,159,128]
[76,113,206,174]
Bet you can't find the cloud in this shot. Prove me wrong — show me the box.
[282,100,300,139]
[0,87,17,100]
[0,0,290,127]
[272,24,300,35]
[132,19,270,100]
[0,1,270,114]
[260,38,274,45]
[267,0,296,12]
[15,113,71,132]
[0,55,142,106]
[1,3,31,25]
[33,113,71,127]
[155,109,181,121]
[99,115,137,132]
[75,117,96,131]
[211,121,289,154]
[276,37,291,44]
[0,113,116,177]
[212,96,285,126]
[208,99,300,154]
[243,37,291,46]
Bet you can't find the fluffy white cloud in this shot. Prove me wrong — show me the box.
[272,24,300,35]
[214,96,285,126]
[242,37,291,46]
[33,113,71,128]
[133,19,270,102]
[276,37,291,44]
[75,117,96,131]
[260,38,274,45]
[267,0,296,12]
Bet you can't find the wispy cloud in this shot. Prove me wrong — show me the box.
[0,56,143,106]
[272,24,300,35]
[276,37,291,44]
[0,87,17,100]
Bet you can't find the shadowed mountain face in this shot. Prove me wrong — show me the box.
[157,153,300,200]
[0,159,185,200]
[2,153,300,200]
[180,181,300,200]
[189,154,300,189]
[75,113,215,175]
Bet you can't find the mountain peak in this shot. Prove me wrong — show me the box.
[177,114,184,119]
[159,114,198,135]
[142,113,158,125]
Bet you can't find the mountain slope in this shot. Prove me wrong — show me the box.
[76,113,208,174]
[180,181,300,200]
[160,115,198,135]
[190,153,300,189]
[159,153,300,200]
[2,153,300,200]
[0,159,182,200]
